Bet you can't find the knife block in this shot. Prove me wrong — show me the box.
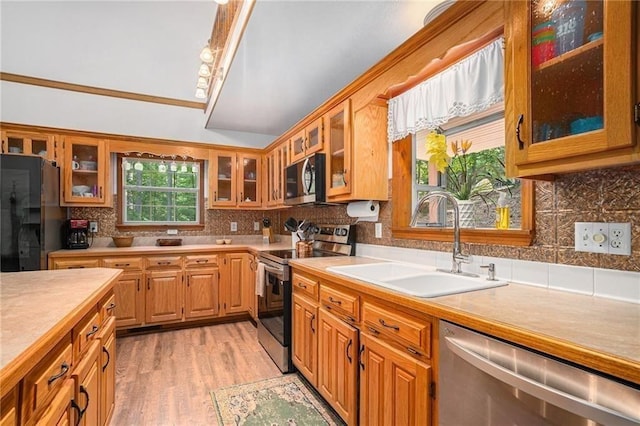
[262,227,275,243]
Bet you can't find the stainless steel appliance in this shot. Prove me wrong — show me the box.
[257,224,356,373]
[63,219,90,249]
[0,155,66,271]
[284,153,326,205]
[439,320,640,425]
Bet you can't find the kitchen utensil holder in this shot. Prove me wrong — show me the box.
[296,241,313,257]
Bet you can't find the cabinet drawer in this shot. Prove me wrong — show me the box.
[102,257,143,270]
[320,285,359,321]
[100,293,116,322]
[1,385,18,426]
[52,259,100,269]
[146,256,182,269]
[362,302,431,357]
[292,273,318,300]
[22,337,73,421]
[184,254,218,267]
[33,379,73,426]
[73,309,100,360]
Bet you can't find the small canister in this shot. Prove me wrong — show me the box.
[296,241,313,258]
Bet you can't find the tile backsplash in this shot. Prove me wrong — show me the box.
[72,166,639,273]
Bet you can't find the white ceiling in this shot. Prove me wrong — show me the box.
[1,0,443,142]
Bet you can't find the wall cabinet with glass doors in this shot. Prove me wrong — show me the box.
[61,136,110,206]
[264,141,290,208]
[1,129,58,162]
[209,150,262,208]
[506,0,639,177]
[290,118,323,164]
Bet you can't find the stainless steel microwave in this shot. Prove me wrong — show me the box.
[284,153,326,205]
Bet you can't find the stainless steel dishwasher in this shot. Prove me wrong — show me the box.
[438,320,640,425]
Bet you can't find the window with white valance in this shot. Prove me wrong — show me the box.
[387,37,504,143]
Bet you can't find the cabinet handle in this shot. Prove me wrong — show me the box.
[157,261,171,265]
[102,347,110,372]
[195,259,209,263]
[346,339,353,364]
[406,347,422,356]
[328,296,342,306]
[310,314,315,333]
[367,326,380,335]
[214,191,217,202]
[342,169,347,185]
[114,263,130,267]
[297,283,307,289]
[71,399,82,426]
[147,278,151,290]
[47,362,69,385]
[186,276,190,287]
[516,114,525,150]
[378,318,400,331]
[359,345,365,370]
[107,302,116,311]
[137,278,140,292]
[240,192,244,201]
[99,186,103,198]
[86,325,99,339]
[68,266,85,269]
[635,103,640,126]
[79,385,90,417]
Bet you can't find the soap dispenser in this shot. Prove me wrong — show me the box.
[496,191,510,230]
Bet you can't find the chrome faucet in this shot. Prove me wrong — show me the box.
[410,191,472,274]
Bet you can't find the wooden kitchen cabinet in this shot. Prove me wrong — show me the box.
[145,269,183,324]
[292,293,318,386]
[264,141,289,208]
[185,267,219,319]
[102,257,145,328]
[237,153,262,207]
[326,100,388,202]
[61,135,110,206]
[71,341,100,426]
[360,333,431,426]
[1,129,58,162]
[290,118,323,164]
[97,317,116,426]
[506,0,638,177]
[33,379,75,426]
[1,386,18,426]
[209,150,262,208]
[222,253,249,315]
[317,308,359,426]
[245,254,258,320]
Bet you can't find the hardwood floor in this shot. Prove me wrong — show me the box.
[112,321,282,425]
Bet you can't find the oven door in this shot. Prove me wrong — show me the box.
[257,262,291,347]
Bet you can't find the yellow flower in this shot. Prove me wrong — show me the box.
[460,139,472,154]
[426,131,449,173]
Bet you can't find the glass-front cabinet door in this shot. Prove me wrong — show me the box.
[508,0,635,176]
[304,118,323,156]
[1,130,57,161]
[209,151,237,207]
[290,130,306,164]
[238,153,261,208]
[63,136,108,205]
[326,100,351,197]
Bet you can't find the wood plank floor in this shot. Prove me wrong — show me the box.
[112,321,282,425]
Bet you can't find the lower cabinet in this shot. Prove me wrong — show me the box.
[359,333,431,426]
[185,267,219,319]
[292,294,318,386]
[223,253,249,315]
[113,271,144,328]
[71,341,100,426]
[34,379,75,426]
[97,317,116,426]
[145,269,183,323]
[317,309,359,425]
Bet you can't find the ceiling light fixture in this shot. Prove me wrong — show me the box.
[195,88,207,99]
[198,63,211,78]
[197,76,209,89]
[199,40,215,64]
[214,0,229,4]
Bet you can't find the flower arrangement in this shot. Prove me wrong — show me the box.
[425,130,494,201]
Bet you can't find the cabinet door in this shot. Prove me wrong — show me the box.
[62,136,108,205]
[326,100,352,197]
[97,317,116,426]
[265,151,277,207]
[317,309,358,425]
[114,271,145,328]
[71,341,100,426]
[245,255,258,320]
[238,153,261,207]
[34,379,74,426]
[507,0,635,176]
[223,253,248,314]
[209,151,237,207]
[0,385,18,426]
[290,129,306,164]
[185,267,219,319]
[292,294,318,386]
[360,333,431,426]
[145,270,183,323]
[1,130,56,161]
[305,118,323,156]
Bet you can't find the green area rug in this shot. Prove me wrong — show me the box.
[210,374,345,426]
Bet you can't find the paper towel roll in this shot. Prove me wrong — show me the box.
[346,200,379,222]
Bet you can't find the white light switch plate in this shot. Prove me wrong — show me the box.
[375,223,382,238]
[575,222,631,255]
[230,222,238,232]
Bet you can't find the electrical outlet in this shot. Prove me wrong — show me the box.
[89,221,98,233]
[608,222,631,256]
[254,221,260,231]
[375,223,382,239]
[167,229,178,235]
[230,222,238,232]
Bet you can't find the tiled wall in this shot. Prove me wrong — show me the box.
[74,166,640,272]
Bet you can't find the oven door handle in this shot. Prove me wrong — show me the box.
[260,262,284,277]
[444,336,639,426]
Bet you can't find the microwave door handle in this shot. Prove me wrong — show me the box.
[301,157,311,195]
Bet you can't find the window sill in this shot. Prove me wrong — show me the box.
[391,226,534,246]
[116,224,205,232]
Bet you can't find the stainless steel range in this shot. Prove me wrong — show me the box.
[256,224,356,373]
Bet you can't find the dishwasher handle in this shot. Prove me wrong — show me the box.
[445,336,640,426]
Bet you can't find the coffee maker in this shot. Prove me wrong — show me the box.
[63,219,90,249]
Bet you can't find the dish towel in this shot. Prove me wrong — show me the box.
[255,262,266,297]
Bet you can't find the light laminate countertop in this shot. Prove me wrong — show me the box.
[289,256,640,385]
[48,242,294,257]
[0,268,122,393]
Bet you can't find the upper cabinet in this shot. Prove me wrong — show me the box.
[264,140,290,208]
[209,150,262,209]
[506,0,639,177]
[1,129,58,162]
[290,118,323,164]
[326,99,388,202]
[61,136,110,206]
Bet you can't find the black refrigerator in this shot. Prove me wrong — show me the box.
[0,155,66,271]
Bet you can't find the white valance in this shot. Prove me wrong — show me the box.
[387,37,504,142]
